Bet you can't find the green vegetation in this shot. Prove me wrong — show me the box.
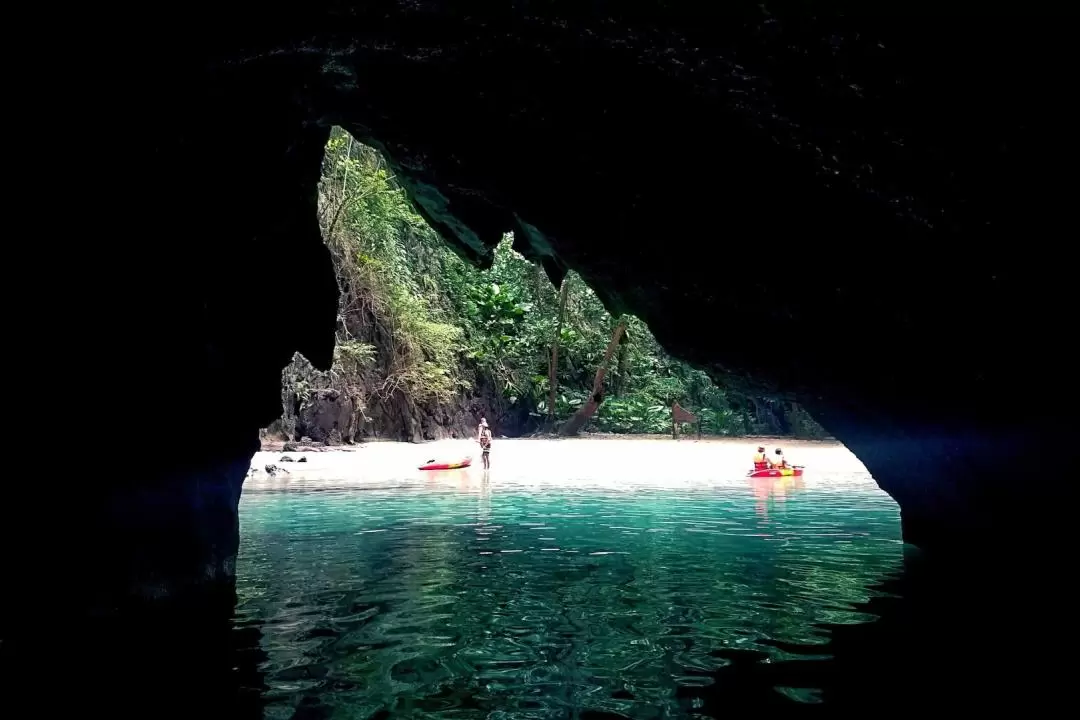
[276,128,824,441]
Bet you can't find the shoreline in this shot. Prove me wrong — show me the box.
[259,432,842,453]
[247,435,873,492]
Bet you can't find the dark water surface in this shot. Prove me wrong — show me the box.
[236,461,902,719]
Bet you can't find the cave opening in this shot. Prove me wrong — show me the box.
[230,128,910,716]
[20,11,1071,711]
[266,127,835,451]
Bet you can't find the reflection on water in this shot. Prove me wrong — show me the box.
[235,443,903,718]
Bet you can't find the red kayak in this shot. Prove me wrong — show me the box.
[747,466,804,478]
[418,457,473,471]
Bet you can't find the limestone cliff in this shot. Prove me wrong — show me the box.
[268,351,484,443]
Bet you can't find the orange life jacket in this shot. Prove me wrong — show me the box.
[752,452,768,469]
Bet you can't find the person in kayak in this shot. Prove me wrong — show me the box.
[479,423,492,469]
[772,447,789,469]
[752,445,769,470]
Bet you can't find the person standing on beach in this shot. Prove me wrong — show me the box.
[478,422,492,469]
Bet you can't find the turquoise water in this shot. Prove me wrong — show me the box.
[237,460,901,719]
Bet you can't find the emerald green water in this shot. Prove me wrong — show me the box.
[237,445,901,718]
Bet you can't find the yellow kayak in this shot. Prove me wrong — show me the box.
[747,467,804,478]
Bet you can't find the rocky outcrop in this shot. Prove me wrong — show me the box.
[276,352,358,443]
[40,3,1072,624]
[300,387,352,441]
[272,350,485,443]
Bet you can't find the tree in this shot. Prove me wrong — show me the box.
[547,279,570,431]
[558,317,627,436]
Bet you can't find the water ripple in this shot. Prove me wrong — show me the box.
[238,444,901,719]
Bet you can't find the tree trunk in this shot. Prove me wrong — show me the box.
[547,280,570,431]
[614,328,629,397]
[558,317,627,436]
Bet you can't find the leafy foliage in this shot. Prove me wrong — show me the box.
[298,127,819,437]
[319,130,466,405]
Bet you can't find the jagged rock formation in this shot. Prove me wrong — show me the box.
[269,350,490,444]
[274,353,358,443]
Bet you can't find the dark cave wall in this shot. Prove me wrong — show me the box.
[36,60,343,613]
[32,3,1075,623]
